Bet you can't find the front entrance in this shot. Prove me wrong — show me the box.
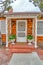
[16,20,27,42]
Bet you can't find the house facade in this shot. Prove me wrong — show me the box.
[0,0,43,48]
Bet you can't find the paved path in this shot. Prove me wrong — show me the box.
[0,49,12,65]
[8,52,43,65]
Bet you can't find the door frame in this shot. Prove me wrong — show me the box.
[16,20,27,42]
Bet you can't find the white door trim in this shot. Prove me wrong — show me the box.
[16,20,27,42]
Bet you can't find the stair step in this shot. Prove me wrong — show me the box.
[10,49,32,53]
[9,45,34,49]
[8,44,35,53]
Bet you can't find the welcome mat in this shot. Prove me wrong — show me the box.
[8,52,43,65]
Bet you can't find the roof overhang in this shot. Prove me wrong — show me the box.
[3,12,41,19]
[4,12,41,16]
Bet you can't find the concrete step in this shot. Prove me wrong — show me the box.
[9,45,35,49]
[8,44,35,53]
[10,49,32,53]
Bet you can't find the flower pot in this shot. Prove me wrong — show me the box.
[28,39,33,45]
[11,39,15,44]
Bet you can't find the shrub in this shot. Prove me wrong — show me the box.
[27,35,33,40]
[9,35,16,40]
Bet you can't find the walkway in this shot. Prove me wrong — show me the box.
[9,53,43,65]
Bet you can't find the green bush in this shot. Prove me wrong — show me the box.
[27,35,33,40]
[34,0,38,3]
[39,2,43,10]
[9,35,16,40]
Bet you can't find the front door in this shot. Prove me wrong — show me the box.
[16,20,27,42]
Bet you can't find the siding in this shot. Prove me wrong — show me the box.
[37,36,43,42]
[1,17,43,44]
[0,17,6,20]
[27,19,33,35]
[11,19,16,35]
[2,34,6,43]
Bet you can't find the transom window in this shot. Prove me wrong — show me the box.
[37,20,43,35]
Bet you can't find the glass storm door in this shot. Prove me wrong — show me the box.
[16,20,27,42]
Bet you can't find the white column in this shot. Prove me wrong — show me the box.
[32,19,35,44]
[35,17,37,48]
[10,19,11,34]
[6,18,8,47]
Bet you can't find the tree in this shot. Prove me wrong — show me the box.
[3,0,13,11]
[39,2,43,11]
[33,0,43,11]
[0,0,13,16]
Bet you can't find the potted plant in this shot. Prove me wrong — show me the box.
[27,35,33,45]
[9,34,16,44]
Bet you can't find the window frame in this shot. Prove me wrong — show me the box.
[0,20,6,34]
[37,20,43,36]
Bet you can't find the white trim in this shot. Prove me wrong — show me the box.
[16,20,27,42]
[37,20,43,36]
[35,17,37,48]
[32,19,35,43]
[7,14,37,19]
[37,20,43,21]
[37,34,43,36]
[6,18,8,47]
[32,19,34,35]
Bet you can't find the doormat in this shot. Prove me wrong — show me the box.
[8,52,43,65]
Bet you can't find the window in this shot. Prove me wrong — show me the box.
[0,20,6,34]
[18,33,25,37]
[18,22,25,31]
[37,20,43,35]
